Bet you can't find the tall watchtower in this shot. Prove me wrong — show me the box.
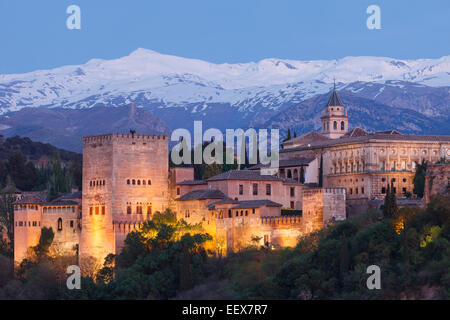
[321,83,348,139]
[79,133,169,269]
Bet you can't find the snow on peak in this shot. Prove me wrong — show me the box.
[0,49,449,114]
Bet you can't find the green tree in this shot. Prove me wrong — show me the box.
[33,227,55,259]
[413,160,427,198]
[318,153,324,187]
[0,192,16,253]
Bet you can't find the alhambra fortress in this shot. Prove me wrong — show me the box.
[11,87,450,268]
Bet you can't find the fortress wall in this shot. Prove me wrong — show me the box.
[80,133,170,268]
[80,135,115,268]
[14,206,42,264]
[41,207,79,257]
[425,164,450,204]
[215,215,304,254]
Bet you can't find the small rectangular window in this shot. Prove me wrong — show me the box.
[137,206,142,214]
[176,187,180,195]
[266,184,271,196]
[252,183,258,195]
[70,220,74,228]
[290,187,295,197]
[239,184,243,195]
[147,206,152,215]
[127,206,132,215]
[101,206,105,215]
[89,207,93,216]
[290,201,295,209]
[95,207,99,215]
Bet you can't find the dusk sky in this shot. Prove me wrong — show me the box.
[0,0,449,74]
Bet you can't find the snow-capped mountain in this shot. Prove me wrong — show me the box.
[0,49,449,151]
[0,48,449,115]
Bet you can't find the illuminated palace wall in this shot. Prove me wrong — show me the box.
[79,133,169,268]
[213,187,346,254]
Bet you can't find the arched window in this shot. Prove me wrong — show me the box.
[148,180,151,185]
[143,180,146,185]
[127,179,130,185]
[103,180,105,186]
[132,179,136,185]
[341,121,345,131]
[57,218,63,231]
[137,180,141,185]
[333,121,337,130]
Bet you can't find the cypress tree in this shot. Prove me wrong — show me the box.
[318,153,324,187]
[383,183,391,217]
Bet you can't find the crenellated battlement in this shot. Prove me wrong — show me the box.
[303,187,346,195]
[83,133,168,145]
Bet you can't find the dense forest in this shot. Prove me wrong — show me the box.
[0,195,448,300]
[0,135,82,194]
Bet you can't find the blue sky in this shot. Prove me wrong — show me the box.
[0,0,449,74]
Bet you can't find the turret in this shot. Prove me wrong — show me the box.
[321,82,348,139]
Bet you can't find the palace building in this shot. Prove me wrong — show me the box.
[11,87,450,267]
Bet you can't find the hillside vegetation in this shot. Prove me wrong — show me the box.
[0,195,448,299]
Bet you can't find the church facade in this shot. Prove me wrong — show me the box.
[281,85,450,215]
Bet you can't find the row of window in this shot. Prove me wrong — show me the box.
[90,180,105,187]
[333,162,365,174]
[43,206,76,213]
[14,205,39,211]
[380,160,414,172]
[126,205,152,215]
[216,208,257,219]
[127,179,152,186]
[348,187,365,196]
[89,206,106,216]
[381,177,408,183]
[16,221,41,227]
[323,121,345,132]
[381,187,408,194]
[15,219,75,231]
[238,183,272,196]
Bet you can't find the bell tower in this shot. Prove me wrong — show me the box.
[321,82,348,139]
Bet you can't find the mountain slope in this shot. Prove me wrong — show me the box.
[0,49,449,115]
[0,49,449,148]
[0,104,170,152]
[262,91,450,137]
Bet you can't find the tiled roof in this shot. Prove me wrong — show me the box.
[207,170,281,182]
[282,131,450,153]
[249,158,315,170]
[177,179,208,185]
[326,86,344,107]
[14,191,47,204]
[42,199,79,206]
[343,127,368,138]
[53,191,82,201]
[283,131,330,147]
[231,200,282,209]
[1,185,22,194]
[176,189,228,201]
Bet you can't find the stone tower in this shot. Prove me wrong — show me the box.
[79,133,169,270]
[321,83,348,139]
